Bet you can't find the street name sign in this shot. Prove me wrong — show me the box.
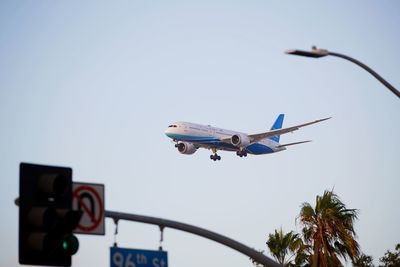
[110,247,168,267]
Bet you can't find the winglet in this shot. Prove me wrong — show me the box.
[317,117,332,123]
[298,117,332,128]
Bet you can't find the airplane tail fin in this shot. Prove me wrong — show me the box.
[270,114,284,142]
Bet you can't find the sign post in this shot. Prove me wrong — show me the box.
[72,182,105,235]
[110,247,168,267]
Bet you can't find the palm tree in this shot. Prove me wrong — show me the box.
[298,190,360,267]
[353,253,375,267]
[379,243,400,267]
[266,228,304,266]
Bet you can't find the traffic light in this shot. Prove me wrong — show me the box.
[19,163,81,266]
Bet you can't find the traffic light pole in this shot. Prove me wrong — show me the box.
[105,210,282,267]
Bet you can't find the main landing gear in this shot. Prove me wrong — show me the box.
[210,148,221,161]
[236,150,247,157]
[210,154,221,161]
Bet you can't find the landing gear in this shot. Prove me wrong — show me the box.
[210,154,221,161]
[174,140,179,148]
[210,148,221,161]
[236,150,247,157]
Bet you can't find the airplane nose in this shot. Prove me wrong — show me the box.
[164,128,172,137]
[165,124,178,138]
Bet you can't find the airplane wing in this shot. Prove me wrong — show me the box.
[248,117,331,143]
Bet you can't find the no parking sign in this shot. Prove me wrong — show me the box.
[72,182,105,235]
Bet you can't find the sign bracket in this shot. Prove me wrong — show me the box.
[113,218,119,247]
[158,226,164,251]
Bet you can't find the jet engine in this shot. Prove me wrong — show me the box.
[231,133,250,147]
[176,142,197,155]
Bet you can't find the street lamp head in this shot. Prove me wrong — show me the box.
[285,46,329,58]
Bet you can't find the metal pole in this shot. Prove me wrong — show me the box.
[328,51,400,98]
[286,47,400,99]
[105,210,282,267]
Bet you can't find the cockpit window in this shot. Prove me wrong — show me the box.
[168,125,178,128]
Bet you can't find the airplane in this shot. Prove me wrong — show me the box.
[165,114,331,161]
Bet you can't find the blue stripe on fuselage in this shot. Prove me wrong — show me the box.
[165,133,219,143]
[245,143,274,154]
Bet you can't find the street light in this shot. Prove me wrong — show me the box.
[285,46,400,98]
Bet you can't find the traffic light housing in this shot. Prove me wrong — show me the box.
[19,163,81,266]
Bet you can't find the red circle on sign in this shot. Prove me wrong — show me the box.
[73,185,104,232]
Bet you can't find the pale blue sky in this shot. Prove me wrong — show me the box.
[1,1,399,266]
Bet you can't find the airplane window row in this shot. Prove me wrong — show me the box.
[189,127,201,130]
[168,125,178,128]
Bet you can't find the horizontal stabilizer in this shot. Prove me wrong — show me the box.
[277,140,312,148]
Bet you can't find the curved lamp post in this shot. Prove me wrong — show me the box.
[285,46,400,99]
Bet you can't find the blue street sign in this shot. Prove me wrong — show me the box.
[110,247,168,267]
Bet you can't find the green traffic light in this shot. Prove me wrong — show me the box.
[63,240,68,250]
[62,235,79,255]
